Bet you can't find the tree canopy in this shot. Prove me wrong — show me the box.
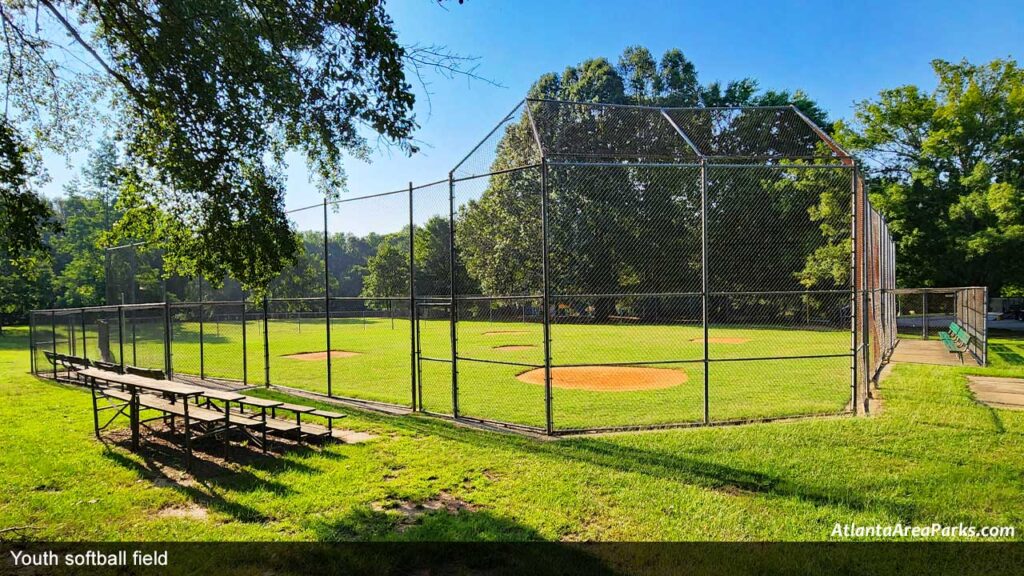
[837,58,1024,295]
[455,46,843,321]
[0,0,479,294]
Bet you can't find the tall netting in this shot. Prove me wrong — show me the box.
[412,180,455,416]
[891,287,987,365]
[327,189,413,407]
[35,99,952,433]
[707,164,853,423]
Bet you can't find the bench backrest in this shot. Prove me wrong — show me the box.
[949,322,972,347]
[93,360,123,374]
[125,365,166,380]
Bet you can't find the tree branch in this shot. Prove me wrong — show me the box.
[37,0,146,107]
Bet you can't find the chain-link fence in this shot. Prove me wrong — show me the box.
[891,287,988,365]
[31,99,945,434]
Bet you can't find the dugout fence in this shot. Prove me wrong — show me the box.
[31,99,926,434]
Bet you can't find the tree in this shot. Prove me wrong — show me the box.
[837,58,1024,294]
[0,1,482,294]
[361,241,408,300]
[457,46,832,320]
[49,141,124,307]
[0,120,54,266]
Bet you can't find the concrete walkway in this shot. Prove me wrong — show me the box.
[889,339,967,366]
[967,376,1024,411]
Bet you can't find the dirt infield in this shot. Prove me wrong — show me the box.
[483,330,529,336]
[283,350,362,361]
[493,345,537,351]
[689,337,751,344]
[516,366,687,392]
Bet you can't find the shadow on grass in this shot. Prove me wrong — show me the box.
[342,413,919,521]
[99,426,348,524]
[990,343,1024,366]
[304,507,616,573]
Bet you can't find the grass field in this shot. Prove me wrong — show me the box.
[3,327,1024,542]
[37,316,852,430]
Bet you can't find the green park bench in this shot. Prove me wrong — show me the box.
[939,322,973,363]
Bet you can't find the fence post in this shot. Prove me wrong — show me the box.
[29,312,36,374]
[198,301,205,380]
[922,292,928,340]
[241,299,248,386]
[849,169,858,415]
[51,310,58,380]
[263,296,270,387]
[864,177,872,409]
[164,299,173,378]
[541,159,553,434]
[700,159,710,424]
[982,287,989,366]
[448,172,459,418]
[409,181,417,410]
[324,197,333,397]
[80,308,87,363]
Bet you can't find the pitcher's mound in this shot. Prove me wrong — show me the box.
[516,366,687,392]
[494,345,537,351]
[283,350,361,361]
[483,330,529,336]
[690,337,750,344]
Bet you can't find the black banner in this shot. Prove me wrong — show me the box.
[2,542,1023,575]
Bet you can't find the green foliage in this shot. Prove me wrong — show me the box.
[0,120,55,265]
[1,1,427,295]
[362,241,409,300]
[838,58,1024,294]
[458,46,837,318]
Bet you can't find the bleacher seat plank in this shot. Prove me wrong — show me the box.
[310,409,346,419]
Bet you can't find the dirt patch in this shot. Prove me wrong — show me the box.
[282,350,361,361]
[689,337,751,344]
[493,345,537,351]
[516,366,687,392]
[372,491,478,531]
[157,504,209,520]
[482,330,529,336]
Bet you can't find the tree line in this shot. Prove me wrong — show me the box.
[2,37,1022,326]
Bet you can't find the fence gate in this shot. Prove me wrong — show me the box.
[415,302,454,416]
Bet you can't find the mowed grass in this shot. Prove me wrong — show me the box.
[40,316,852,430]
[3,326,1024,542]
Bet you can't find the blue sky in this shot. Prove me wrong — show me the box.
[39,0,1024,233]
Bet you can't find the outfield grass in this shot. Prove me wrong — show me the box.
[3,326,1024,541]
[38,317,852,430]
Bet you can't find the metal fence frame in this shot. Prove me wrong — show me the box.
[29,99,925,435]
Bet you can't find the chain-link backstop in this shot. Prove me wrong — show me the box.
[31,99,947,434]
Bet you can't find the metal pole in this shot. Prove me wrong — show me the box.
[80,309,87,363]
[164,299,173,378]
[541,160,553,434]
[324,198,333,397]
[263,296,270,387]
[29,312,36,374]
[117,306,125,373]
[700,160,710,424]
[448,173,459,418]
[241,299,248,385]
[922,292,928,340]
[983,286,989,365]
[199,302,205,381]
[51,310,58,380]
[849,169,858,415]
[409,182,417,410]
